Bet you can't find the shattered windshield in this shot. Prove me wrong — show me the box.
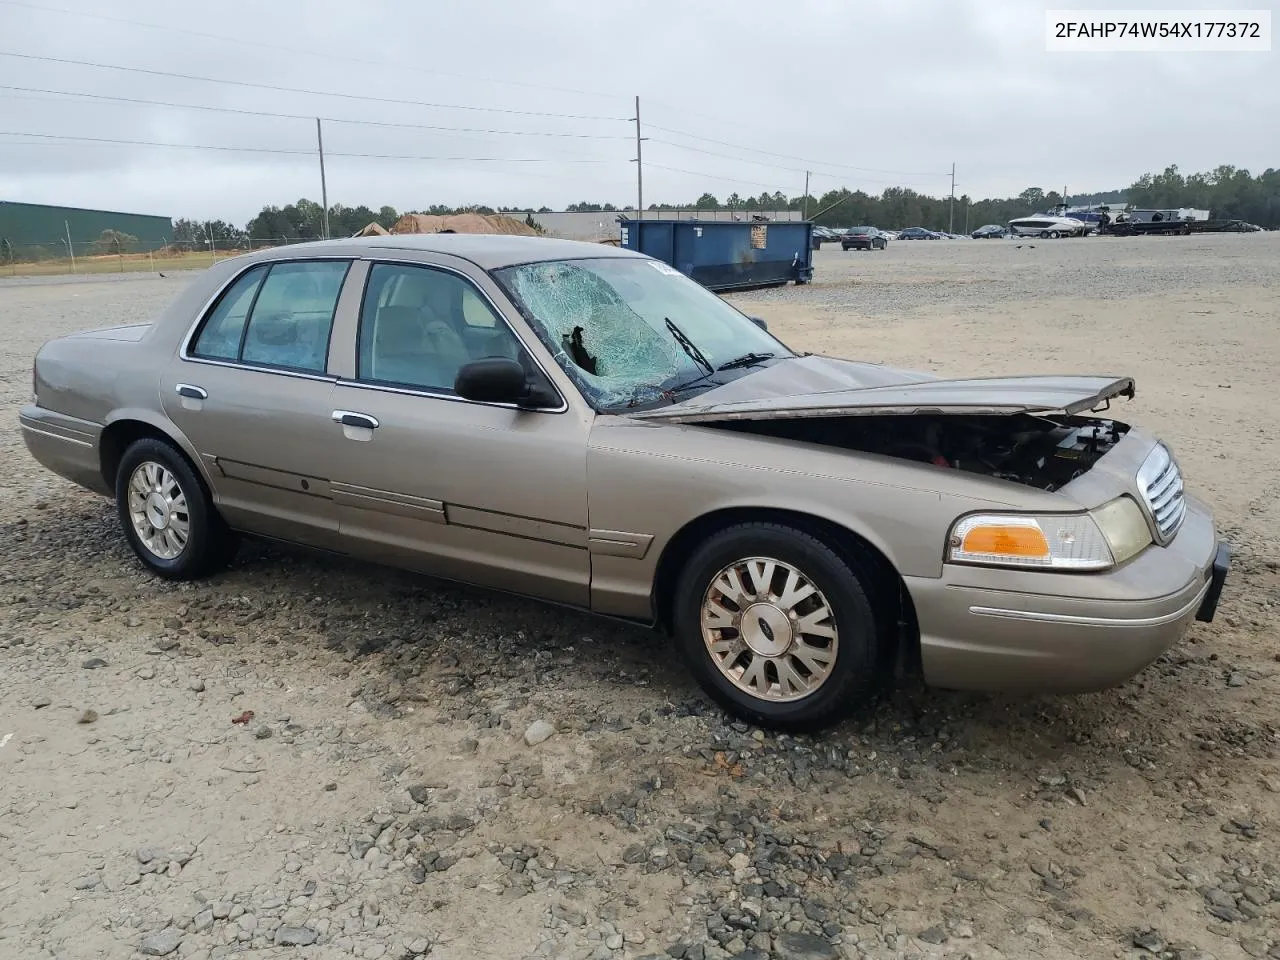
[492,257,791,411]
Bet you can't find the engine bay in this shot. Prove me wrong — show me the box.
[717,413,1131,491]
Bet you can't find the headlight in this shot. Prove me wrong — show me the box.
[947,497,1153,571]
[948,513,1113,570]
[1092,495,1152,564]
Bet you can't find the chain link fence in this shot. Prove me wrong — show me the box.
[0,235,325,278]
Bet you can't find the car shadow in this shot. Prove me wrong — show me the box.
[5,502,1179,766]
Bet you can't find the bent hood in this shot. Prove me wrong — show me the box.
[627,355,1135,423]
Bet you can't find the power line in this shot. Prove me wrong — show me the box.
[649,137,951,188]
[649,138,809,175]
[0,130,615,162]
[0,85,633,139]
[0,51,631,121]
[645,163,786,192]
[0,0,626,105]
[647,122,949,178]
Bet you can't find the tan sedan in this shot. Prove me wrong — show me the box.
[20,235,1230,730]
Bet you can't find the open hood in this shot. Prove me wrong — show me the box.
[626,356,1135,424]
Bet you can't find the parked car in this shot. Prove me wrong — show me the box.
[972,224,1008,239]
[841,227,887,251]
[811,225,840,245]
[20,235,1230,731]
[897,227,941,240]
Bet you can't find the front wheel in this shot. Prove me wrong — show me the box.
[673,523,892,731]
[115,438,238,580]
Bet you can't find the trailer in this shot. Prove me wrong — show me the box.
[1099,218,1255,237]
[619,218,814,292]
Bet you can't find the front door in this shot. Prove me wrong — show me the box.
[326,259,591,606]
[160,258,354,550]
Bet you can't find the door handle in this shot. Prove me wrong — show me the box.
[176,383,208,400]
[332,410,379,430]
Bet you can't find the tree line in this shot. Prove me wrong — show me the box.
[168,164,1278,248]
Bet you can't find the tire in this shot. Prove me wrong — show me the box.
[1048,230,1060,239]
[673,522,892,731]
[115,437,238,580]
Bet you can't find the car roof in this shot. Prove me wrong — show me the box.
[232,233,644,270]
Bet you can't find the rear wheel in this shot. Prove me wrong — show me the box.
[673,523,892,731]
[115,438,238,580]
[1048,230,1060,239]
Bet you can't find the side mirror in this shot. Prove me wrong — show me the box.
[455,357,556,408]
[749,316,768,331]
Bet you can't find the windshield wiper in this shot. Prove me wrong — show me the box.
[618,371,725,409]
[664,317,714,376]
[716,351,776,372]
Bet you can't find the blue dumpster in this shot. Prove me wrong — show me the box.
[618,219,814,292]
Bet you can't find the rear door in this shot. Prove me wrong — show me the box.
[325,257,592,606]
[160,257,357,550]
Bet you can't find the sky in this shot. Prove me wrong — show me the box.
[0,0,1276,225]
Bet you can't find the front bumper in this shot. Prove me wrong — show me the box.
[905,495,1229,693]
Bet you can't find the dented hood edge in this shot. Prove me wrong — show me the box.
[626,374,1137,424]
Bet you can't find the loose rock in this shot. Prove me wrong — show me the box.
[773,932,838,960]
[274,925,318,946]
[524,720,556,746]
[139,928,183,956]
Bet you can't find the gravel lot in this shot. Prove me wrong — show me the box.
[2,235,1278,960]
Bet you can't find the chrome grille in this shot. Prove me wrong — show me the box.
[1137,444,1186,542]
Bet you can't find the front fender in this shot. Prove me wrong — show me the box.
[584,416,1055,619]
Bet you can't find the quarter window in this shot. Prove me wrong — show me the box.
[189,259,350,373]
[356,262,524,392]
[191,265,266,360]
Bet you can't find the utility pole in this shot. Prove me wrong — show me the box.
[64,220,76,273]
[205,221,215,261]
[632,96,644,221]
[802,170,811,219]
[316,118,330,240]
[949,163,956,234]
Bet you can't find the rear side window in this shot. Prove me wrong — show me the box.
[189,260,350,373]
[191,265,266,360]
[242,261,349,371]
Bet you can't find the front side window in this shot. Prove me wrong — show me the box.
[189,259,349,373]
[492,257,792,411]
[356,262,525,393]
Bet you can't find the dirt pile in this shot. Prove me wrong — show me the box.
[390,213,539,236]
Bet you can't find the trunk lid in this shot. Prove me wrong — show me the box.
[626,356,1135,423]
[66,323,152,342]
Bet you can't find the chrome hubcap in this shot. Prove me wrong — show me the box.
[127,461,190,560]
[701,557,839,703]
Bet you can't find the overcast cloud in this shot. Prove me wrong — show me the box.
[0,0,1275,225]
